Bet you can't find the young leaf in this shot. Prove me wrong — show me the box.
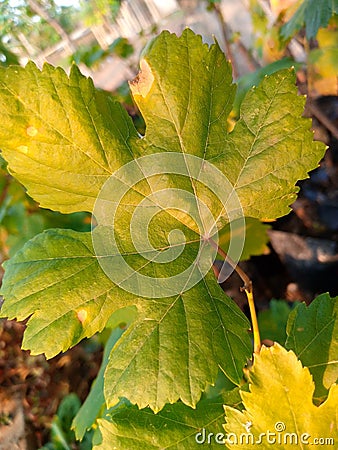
[286,293,338,399]
[93,390,241,450]
[224,344,338,448]
[281,0,338,40]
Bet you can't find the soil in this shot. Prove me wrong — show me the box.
[0,320,102,449]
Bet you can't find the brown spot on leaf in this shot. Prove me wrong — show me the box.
[76,309,87,324]
[129,59,154,98]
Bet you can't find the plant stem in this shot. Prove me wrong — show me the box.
[306,99,338,140]
[209,239,251,290]
[209,238,261,354]
[244,287,261,354]
[294,71,338,139]
[212,3,239,79]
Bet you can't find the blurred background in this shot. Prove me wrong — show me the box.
[0,0,335,92]
[0,1,337,448]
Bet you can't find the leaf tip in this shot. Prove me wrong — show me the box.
[25,60,38,71]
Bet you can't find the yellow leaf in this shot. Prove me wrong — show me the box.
[224,344,337,448]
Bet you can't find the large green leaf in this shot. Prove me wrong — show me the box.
[224,344,338,448]
[131,30,325,221]
[286,293,338,400]
[0,228,251,412]
[0,62,137,213]
[0,29,326,412]
[281,0,338,40]
[93,389,241,450]
[72,308,137,441]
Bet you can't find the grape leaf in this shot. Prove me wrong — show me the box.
[130,31,325,221]
[93,390,241,450]
[73,310,136,441]
[281,0,338,40]
[0,229,131,358]
[0,29,326,412]
[0,62,137,213]
[218,217,270,261]
[0,228,251,412]
[224,344,338,448]
[258,299,293,344]
[286,293,338,400]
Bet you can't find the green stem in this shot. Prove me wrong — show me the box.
[244,287,261,354]
[210,238,261,354]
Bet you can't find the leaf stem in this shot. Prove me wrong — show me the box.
[209,239,251,290]
[244,287,261,354]
[209,239,261,354]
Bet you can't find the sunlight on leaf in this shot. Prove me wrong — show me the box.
[224,344,337,448]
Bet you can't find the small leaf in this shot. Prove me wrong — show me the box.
[218,217,270,261]
[224,344,338,448]
[286,293,338,399]
[73,319,133,441]
[258,299,293,344]
[281,0,338,40]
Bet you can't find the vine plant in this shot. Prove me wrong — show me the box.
[0,29,337,448]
